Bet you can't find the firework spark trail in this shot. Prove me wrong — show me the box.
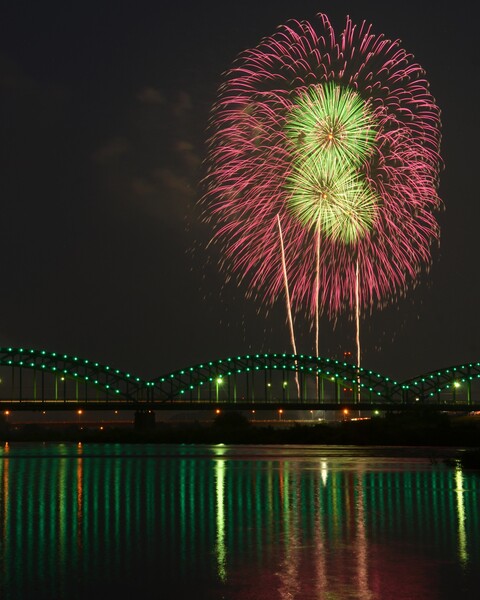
[203,13,442,366]
[315,218,321,400]
[277,214,300,398]
[355,258,361,403]
[315,226,321,359]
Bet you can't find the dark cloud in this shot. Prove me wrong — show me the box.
[92,88,202,228]
[92,137,129,164]
[136,86,165,105]
[0,55,34,92]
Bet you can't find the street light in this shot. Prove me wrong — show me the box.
[278,409,283,421]
[453,381,461,403]
[215,377,223,402]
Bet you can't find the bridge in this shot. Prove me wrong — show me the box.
[0,346,479,413]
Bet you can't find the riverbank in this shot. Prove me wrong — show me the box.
[2,409,480,447]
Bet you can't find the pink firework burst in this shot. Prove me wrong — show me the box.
[202,13,442,328]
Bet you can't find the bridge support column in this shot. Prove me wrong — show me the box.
[134,410,156,432]
[0,414,9,436]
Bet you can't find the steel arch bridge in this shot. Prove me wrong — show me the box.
[0,346,479,411]
[394,362,480,404]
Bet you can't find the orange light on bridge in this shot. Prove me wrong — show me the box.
[77,410,83,415]
[215,409,221,414]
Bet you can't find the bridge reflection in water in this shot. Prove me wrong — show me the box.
[0,444,479,599]
[1,346,480,411]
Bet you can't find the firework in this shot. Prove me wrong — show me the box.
[286,158,378,244]
[285,82,377,173]
[203,14,442,361]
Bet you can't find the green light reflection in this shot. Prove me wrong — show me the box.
[214,453,227,582]
[455,467,468,566]
[0,445,478,599]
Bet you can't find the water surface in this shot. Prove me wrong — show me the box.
[0,444,478,599]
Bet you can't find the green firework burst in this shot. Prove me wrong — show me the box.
[285,82,377,168]
[285,82,378,243]
[286,158,378,244]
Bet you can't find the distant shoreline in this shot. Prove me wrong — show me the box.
[2,410,480,448]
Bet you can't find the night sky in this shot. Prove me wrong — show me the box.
[0,0,477,384]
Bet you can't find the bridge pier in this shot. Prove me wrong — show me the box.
[0,413,9,436]
[134,410,156,432]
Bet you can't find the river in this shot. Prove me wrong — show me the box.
[0,443,478,599]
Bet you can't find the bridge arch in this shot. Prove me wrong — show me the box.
[150,353,398,403]
[396,362,480,405]
[0,347,147,402]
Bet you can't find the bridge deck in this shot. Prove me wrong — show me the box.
[0,400,477,412]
